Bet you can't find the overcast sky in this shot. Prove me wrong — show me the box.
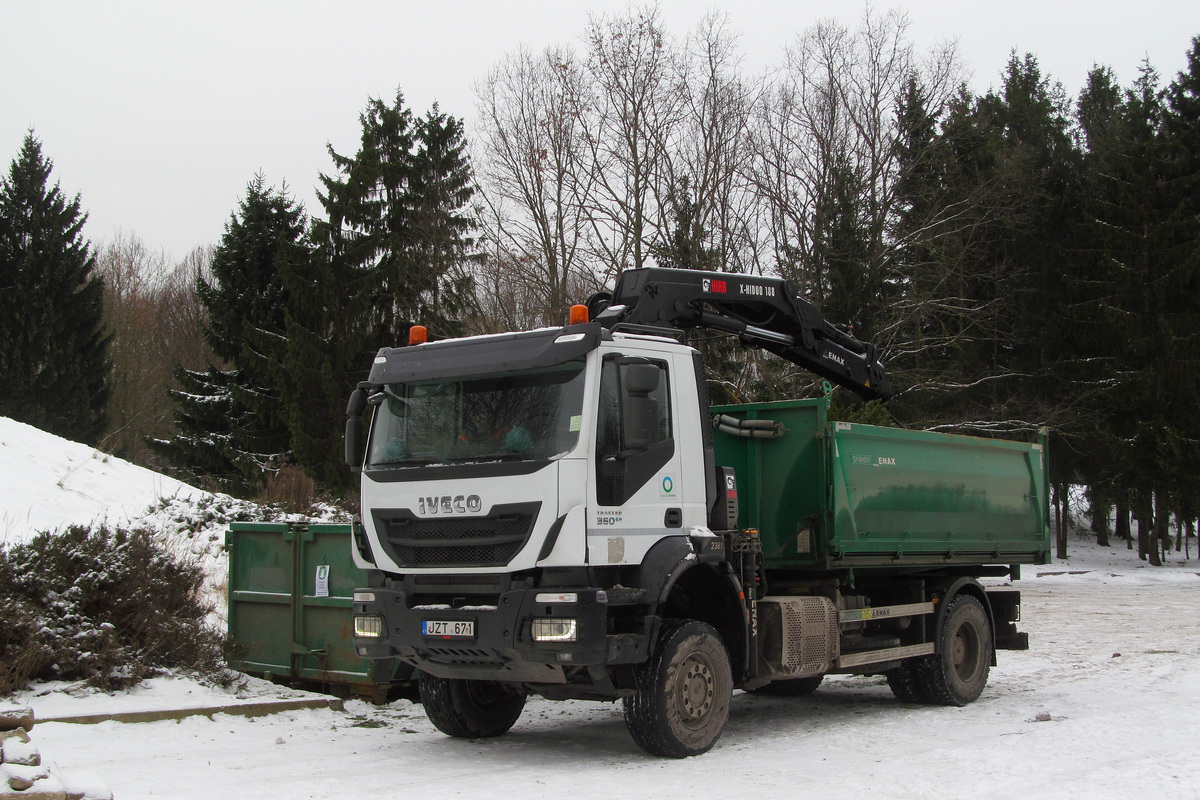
[3,1,1198,260]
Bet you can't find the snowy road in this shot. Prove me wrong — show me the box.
[29,563,1200,800]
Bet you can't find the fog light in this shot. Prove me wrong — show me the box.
[354,615,384,638]
[532,618,577,642]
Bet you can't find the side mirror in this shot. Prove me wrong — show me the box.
[345,418,364,470]
[345,387,368,470]
[623,363,661,394]
[621,363,661,451]
[346,386,368,417]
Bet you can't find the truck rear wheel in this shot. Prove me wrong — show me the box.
[623,619,732,758]
[418,672,526,738]
[914,594,992,706]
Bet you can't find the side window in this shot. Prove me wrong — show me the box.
[596,356,674,506]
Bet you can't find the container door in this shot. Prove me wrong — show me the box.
[295,524,372,684]
[227,522,296,678]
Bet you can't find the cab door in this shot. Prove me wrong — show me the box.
[587,353,684,566]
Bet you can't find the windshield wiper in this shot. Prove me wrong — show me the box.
[370,456,437,467]
[444,452,527,463]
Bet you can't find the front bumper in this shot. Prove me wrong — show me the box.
[353,586,645,683]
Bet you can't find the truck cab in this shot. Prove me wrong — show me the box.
[354,323,712,580]
[349,320,732,668]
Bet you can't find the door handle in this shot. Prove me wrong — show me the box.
[665,508,682,528]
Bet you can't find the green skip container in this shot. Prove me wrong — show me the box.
[226,521,411,700]
[712,398,1051,570]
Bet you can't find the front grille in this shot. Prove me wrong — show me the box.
[373,502,540,568]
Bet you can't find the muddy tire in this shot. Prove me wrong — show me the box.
[418,672,526,738]
[748,675,824,697]
[885,661,927,703]
[623,619,732,758]
[913,594,992,706]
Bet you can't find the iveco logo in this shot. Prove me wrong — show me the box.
[418,495,483,515]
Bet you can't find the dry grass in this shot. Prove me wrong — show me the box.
[257,465,316,513]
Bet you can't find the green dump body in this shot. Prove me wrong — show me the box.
[712,398,1051,570]
[226,522,410,698]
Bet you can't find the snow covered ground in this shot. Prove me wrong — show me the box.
[18,541,1199,799]
[5,416,1200,798]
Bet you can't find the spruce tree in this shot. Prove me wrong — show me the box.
[150,176,306,492]
[891,56,1084,441]
[281,92,478,490]
[151,364,239,483]
[649,179,720,273]
[1067,65,1130,538]
[1074,51,1200,564]
[887,76,946,398]
[1156,40,1200,557]
[408,107,480,336]
[1166,37,1200,219]
[0,132,110,445]
[817,155,874,342]
[886,83,1014,429]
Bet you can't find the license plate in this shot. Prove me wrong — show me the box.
[422,619,475,638]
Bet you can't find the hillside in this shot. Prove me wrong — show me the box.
[0,416,345,608]
[0,416,208,547]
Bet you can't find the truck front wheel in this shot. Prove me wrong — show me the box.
[914,594,992,706]
[885,661,927,703]
[623,619,732,758]
[418,672,526,738]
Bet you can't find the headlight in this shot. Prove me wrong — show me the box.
[531,618,577,642]
[354,615,384,638]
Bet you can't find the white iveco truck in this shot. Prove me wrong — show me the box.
[345,268,1048,757]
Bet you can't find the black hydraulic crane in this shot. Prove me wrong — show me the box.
[589,268,892,402]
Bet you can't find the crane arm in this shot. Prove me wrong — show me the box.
[592,268,891,402]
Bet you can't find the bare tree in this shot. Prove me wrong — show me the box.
[96,232,172,463]
[582,3,684,281]
[475,4,766,307]
[159,245,214,374]
[748,9,962,307]
[96,235,214,466]
[668,11,762,274]
[474,44,597,324]
[749,17,852,305]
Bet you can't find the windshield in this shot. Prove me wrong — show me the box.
[366,361,587,469]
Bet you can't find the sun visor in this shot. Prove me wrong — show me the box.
[367,322,603,385]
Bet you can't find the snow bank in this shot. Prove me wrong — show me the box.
[0,416,207,547]
[0,415,350,618]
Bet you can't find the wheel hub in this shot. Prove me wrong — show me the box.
[677,654,715,726]
[953,635,967,666]
[952,621,980,680]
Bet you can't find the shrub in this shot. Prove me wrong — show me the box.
[257,464,316,513]
[0,525,226,695]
